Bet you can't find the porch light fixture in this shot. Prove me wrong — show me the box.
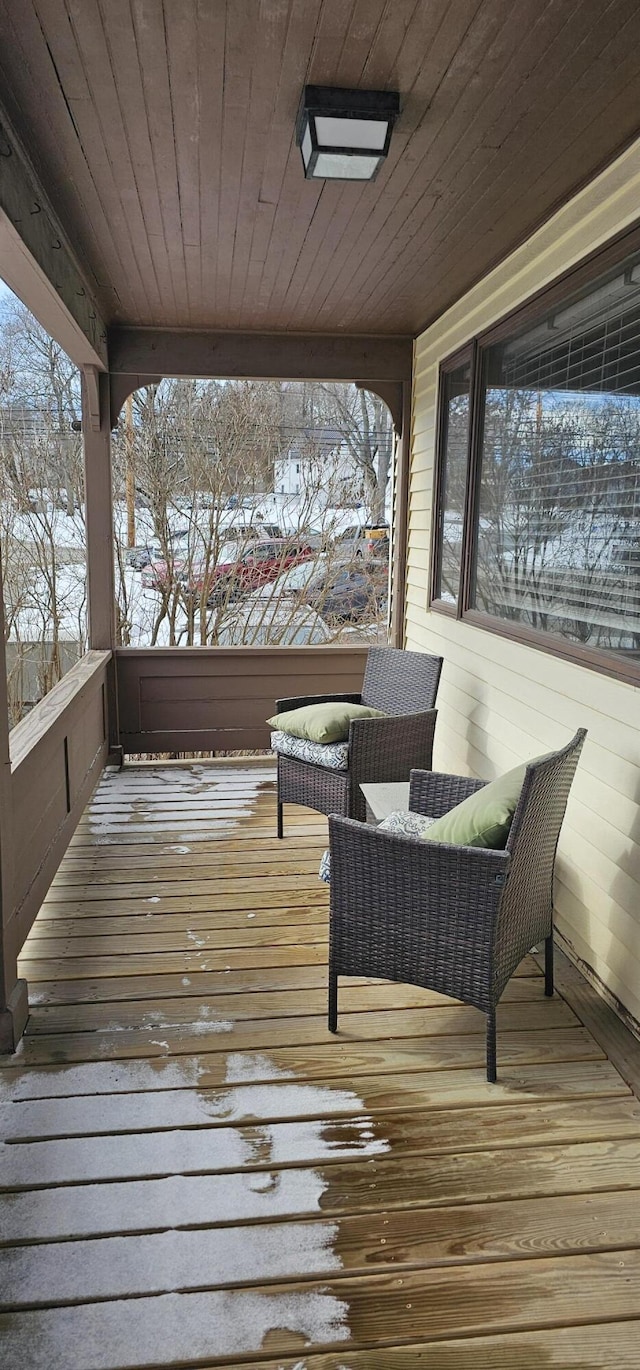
[296,85,400,181]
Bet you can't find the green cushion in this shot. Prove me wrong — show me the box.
[266,700,386,744]
[422,761,529,849]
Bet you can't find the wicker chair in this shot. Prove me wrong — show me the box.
[327,728,587,1081]
[275,646,443,837]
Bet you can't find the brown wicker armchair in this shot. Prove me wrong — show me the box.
[327,728,586,1081]
[275,646,443,837]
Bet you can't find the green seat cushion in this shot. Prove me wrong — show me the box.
[266,700,386,744]
[422,761,529,849]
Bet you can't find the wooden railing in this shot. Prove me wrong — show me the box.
[115,645,369,754]
[8,650,110,959]
[1,642,368,1041]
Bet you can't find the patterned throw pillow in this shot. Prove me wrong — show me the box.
[270,730,350,772]
[378,810,438,838]
[318,811,437,881]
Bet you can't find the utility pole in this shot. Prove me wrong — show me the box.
[125,393,135,548]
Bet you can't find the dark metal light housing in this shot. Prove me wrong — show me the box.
[295,86,400,181]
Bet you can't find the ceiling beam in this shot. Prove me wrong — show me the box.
[108,327,412,382]
[0,109,107,369]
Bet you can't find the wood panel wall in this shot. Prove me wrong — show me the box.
[407,138,640,1027]
[9,652,110,959]
[116,646,368,755]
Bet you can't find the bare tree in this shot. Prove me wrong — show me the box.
[312,384,394,522]
[0,296,86,723]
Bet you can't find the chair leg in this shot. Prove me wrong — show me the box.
[544,934,554,997]
[277,801,283,840]
[328,969,338,1033]
[486,1009,497,1084]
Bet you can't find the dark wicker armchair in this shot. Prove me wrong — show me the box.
[327,727,586,1081]
[275,646,443,837]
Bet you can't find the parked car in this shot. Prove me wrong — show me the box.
[250,555,327,600]
[300,559,387,623]
[178,539,249,597]
[201,538,314,605]
[221,519,283,541]
[141,558,174,591]
[167,527,191,546]
[213,601,331,646]
[125,543,160,570]
[363,522,390,559]
[331,521,389,560]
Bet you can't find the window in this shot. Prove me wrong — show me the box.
[430,236,640,683]
[430,353,472,608]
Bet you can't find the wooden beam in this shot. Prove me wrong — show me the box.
[108,327,413,385]
[82,371,115,651]
[0,557,28,1051]
[355,381,404,436]
[0,108,107,369]
[109,372,158,430]
[390,379,412,648]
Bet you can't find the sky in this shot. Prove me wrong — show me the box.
[0,279,15,314]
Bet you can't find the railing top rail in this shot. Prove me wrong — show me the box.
[114,644,368,657]
[9,650,111,771]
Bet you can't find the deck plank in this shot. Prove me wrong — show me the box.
[1,1253,640,1367]
[2,1139,639,1245]
[2,762,639,1368]
[0,1001,588,1066]
[225,1322,640,1369]
[0,1028,604,1100]
[1,1189,639,1307]
[2,1095,639,1188]
[24,969,546,1006]
[0,1061,628,1140]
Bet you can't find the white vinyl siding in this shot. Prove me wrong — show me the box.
[408,137,640,1026]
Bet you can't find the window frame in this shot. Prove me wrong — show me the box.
[429,221,640,688]
[428,343,475,617]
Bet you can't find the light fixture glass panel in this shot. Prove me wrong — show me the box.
[301,124,312,169]
[312,151,380,179]
[314,115,388,150]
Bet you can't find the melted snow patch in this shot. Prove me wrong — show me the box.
[224,1052,296,1084]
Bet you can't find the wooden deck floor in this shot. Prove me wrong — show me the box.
[1,761,640,1367]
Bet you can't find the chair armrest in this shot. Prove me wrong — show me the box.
[409,770,487,818]
[275,692,361,712]
[347,709,437,783]
[328,814,510,994]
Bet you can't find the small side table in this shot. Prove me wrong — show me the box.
[360,781,410,826]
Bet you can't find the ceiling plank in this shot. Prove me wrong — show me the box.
[35,0,154,318]
[2,1,640,336]
[129,0,189,321]
[360,0,627,326]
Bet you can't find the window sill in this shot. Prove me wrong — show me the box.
[461,608,640,689]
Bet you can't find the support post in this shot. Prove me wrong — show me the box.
[390,378,412,649]
[82,369,119,755]
[0,559,28,1051]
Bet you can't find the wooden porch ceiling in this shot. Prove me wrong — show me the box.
[2,1,640,337]
[1,762,639,1364]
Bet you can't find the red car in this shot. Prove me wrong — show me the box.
[141,558,173,591]
[188,539,314,605]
